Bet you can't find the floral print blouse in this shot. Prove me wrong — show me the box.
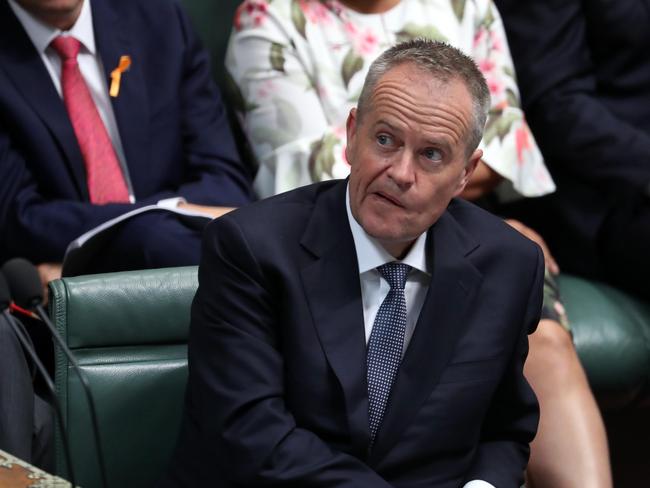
[226,0,555,199]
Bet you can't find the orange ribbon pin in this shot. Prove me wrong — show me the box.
[109,56,132,97]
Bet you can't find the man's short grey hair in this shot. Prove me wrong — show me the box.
[357,39,491,155]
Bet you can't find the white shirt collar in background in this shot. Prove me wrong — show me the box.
[8,0,134,201]
[8,0,95,55]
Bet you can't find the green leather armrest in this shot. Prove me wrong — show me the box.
[558,274,650,408]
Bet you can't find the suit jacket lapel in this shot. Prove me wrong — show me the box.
[370,207,483,463]
[300,181,371,457]
[0,2,88,198]
[92,0,149,195]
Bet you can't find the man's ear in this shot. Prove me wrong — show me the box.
[454,148,482,196]
[345,108,358,165]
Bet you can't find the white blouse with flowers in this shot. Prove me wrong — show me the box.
[226,0,555,200]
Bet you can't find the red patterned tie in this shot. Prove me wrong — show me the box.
[51,36,130,204]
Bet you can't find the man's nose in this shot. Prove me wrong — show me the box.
[388,151,416,189]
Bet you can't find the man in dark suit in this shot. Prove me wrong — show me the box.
[163,40,542,487]
[0,0,252,279]
[495,0,650,300]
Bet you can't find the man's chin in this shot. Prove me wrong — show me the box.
[362,226,417,257]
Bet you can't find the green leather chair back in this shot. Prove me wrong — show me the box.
[49,266,198,488]
[181,0,260,181]
[181,0,241,86]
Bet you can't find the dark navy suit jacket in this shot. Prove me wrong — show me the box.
[163,180,542,487]
[496,0,650,275]
[0,0,251,267]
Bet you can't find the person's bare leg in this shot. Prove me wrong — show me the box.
[525,319,612,488]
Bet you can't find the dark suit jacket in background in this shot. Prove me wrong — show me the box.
[163,180,543,487]
[0,0,252,269]
[495,0,650,277]
[0,316,53,469]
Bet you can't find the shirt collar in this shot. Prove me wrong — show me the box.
[346,183,429,275]
[9,0,96,56]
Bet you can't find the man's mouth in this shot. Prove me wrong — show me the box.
[374,191,404,208]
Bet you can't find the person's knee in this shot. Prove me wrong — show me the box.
[107,213,202,270]
[138,218,202,267]
[528,319,578,376]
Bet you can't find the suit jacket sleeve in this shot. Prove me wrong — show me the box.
[0,129,142,262]
[496,0,650,188]
[185,215,393,487]
[465,245,543,487]
[0,130,194,263]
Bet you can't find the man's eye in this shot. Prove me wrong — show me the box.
[423,148,443,161]
[377,134,393,146]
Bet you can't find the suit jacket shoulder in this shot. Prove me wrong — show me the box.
[447,198,541,257]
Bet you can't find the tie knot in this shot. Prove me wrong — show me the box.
[377,262,411,290]
[51,36,81,61]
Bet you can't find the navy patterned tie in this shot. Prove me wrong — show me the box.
[367,262,411,445]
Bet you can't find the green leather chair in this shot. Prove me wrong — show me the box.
[49,267,197,488]
[49,267,650,488]
[181,0,237,87]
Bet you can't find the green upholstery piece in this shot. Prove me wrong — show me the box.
[180,0,260,179]
[181,0,241,86]
[51,268,197,348]
[558,274,650,409]
[49,267,197,488]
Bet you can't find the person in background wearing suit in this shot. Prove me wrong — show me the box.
[163,39,542,488]
[494,0,650,304]
[0,0,251,472]
[0,0,252,284]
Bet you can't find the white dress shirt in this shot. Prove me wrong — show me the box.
[345,185,430,353]
[8,0,134,201]
[346,185,496,488]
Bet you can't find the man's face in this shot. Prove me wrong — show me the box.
[15,0,84,30]
[346,62,482,258]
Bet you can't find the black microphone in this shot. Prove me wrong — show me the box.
[2,258,108,488]
[0,272,76,485]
